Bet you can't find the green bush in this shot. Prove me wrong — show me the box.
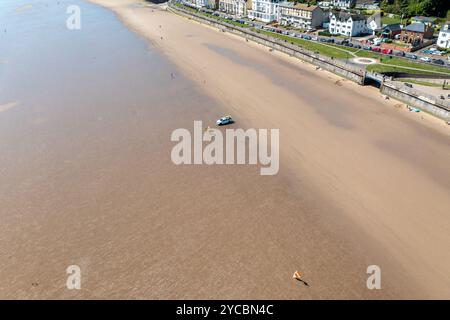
[318,31,332,37]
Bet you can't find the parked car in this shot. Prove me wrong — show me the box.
[372,47,381,52]
[363,45,372,51]
[335,39,344,45]
[394,50,405,57]
[373,38,382,46]
[404,83,413,88]
[432,59,445,65]
[381,48,392,54]
[420,56,432,62]
[405,53,417,60]
[302,35,311,40]
[354,44,362,49]
[311,36,318,41]
[423,48,443,55]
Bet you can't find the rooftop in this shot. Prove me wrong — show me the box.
[412,16,437,23]
[281,3,320,11]
[331,11,366,22]
[404,23,431,33]
[383,23,402,32]
[356,0,379,5]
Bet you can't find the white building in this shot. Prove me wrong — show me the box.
[332,0,356,8]
[437,22,450,49]
[183,0,213,8]
[279,3,324,30]
[355,0,379,10]
[318,0,355,9]
[248,0,284,23]
[219,0,248,17]
[329,11,367,37]
[367,14,381,36]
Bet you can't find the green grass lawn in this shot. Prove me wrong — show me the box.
[381,16,402,25]
[366,64,449,76]
[354,50,382,59]
[254,29,353,59]
[402,79,450,88]
[378,56,450,75]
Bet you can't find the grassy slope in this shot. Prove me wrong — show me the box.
[254,29,353,59]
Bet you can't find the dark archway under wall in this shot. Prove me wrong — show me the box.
[145,0,168,4]
[363,76,382,88]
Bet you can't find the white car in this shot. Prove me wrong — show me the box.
[420,57,432,62]
[216,116,234,126]
[373,38,382,46]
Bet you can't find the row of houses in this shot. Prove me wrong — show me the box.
[181,0,450,48]
[185,0,368,34]
[374,20,450,49]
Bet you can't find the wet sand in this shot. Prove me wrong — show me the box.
[0,0,449,299]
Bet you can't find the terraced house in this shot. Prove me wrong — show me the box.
[279,3,324,30]
[219,0,249,17]
[329,11,366,36]
[248,0,284,23]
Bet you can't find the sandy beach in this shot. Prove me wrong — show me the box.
[1,0,449,299]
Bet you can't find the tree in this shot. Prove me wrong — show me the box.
[382,0,450,17]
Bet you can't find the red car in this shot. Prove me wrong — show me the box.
[371,47,381,52]
[381,48,392,54]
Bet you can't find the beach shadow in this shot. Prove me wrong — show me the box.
[295,278,310,287]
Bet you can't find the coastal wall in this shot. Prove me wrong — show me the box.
[169,4,366,85]
[239,33,366,84]
[381,82,450,120]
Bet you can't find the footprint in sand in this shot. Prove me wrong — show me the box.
[0,101,20,113]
